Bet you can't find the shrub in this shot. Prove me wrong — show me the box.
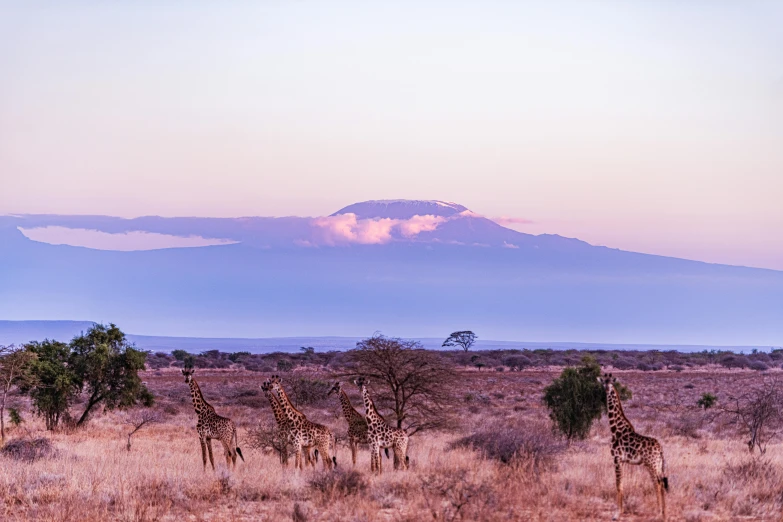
[287,377,331,407]
[698,393,717,409]
[419,467,497,521]
[503,355,531,369]
[228,351,251,363]
[612,357,636,370]
[719,355,750,369]
[749,361,769,371]
[8,408,23,427]
[450,420,565,472]
[542,356,605,441]
[1,437,56,462]
[171,350,189,361]
[309,469,367,503]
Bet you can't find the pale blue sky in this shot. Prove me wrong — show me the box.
[1,1,781,268]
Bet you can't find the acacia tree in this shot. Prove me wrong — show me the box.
[69,323,153,426]
[22,340,79,430]
[345,334,458,434]
[442,331,477,352]
[0,345,36,442]
[22,324,153,430]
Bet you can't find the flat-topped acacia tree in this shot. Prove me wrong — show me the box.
[346,334,458,434]
[442,331,477,352]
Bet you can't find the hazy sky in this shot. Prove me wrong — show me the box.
[1,2,781,269]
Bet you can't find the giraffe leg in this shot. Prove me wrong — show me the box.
[200,438,208,471]
[614,460,623,520]
[319,442,332,470]
[206,438,216,471]
[377,445,383,474]
[660,480,667,522]
[294,444,303,470]
[370,444,378,473]
[351,441,357,467]
[222,440,232,469]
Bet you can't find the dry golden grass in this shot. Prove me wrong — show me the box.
[1,368,782,521]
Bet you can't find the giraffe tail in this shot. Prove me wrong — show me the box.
[236,447,245,462]
[661,454,668,492]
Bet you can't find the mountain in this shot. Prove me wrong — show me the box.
[0,320,97,345]
[332,199,469,219]
[1,200,782,345]
[0,321,771,353]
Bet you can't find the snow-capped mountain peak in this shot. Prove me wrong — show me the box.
[331,200,468,219]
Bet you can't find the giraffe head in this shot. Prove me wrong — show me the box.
[599,372,616,391]
[260,380,273,393]
[354,377,368,389]
[181,368,195,383]
[269,374,284,395]
[328,381,343,396]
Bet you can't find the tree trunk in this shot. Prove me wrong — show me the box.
[0,395,5,443]
[77,393,102,426]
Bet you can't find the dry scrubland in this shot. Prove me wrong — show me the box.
[2,368,783,521]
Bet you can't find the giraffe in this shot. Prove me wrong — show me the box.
[182,368,244,471]
[328,381,389,466]
[354,377,409,474]
[260,380,317,467]
[268,375,336,470]
[600,373,668,521]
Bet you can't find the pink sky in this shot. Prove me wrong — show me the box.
[1,2,781,270]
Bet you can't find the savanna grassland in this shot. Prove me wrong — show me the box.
[1,366,782,522]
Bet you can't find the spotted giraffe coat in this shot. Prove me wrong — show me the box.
[182,369,244,471]
[601,373,667,521]
[260,381,316,467]
[329,381,373,466]
[355,378,409,474]
[269,375,335,470]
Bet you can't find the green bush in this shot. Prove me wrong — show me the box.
[542,356,605,441]
[697,392,717,409]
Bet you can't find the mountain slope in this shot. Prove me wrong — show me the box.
[2,201,781,345]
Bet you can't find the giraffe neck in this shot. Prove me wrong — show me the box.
[339,389,362,421]
[606,384,634,435]
[361,386,385,425]
[275,385,306,424]
[188,379,213,416]
[263,388,287,425]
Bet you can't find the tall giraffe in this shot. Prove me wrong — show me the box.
[268,375,336,470]
[182,368,244,471]
[260,381,317,467]
[354,377,409,474]
[329,381,390,466]
[600,373,668,521]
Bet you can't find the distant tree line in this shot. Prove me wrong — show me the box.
[147,345,783,374]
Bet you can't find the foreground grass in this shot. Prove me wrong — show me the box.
[1,369,782,521]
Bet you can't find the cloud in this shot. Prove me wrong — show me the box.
[502,241,519,249]
[18,226,237,251]
[310,213,447,245]
[312,214,397,245]
[397,214,446,237]
[492,216,535,226]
